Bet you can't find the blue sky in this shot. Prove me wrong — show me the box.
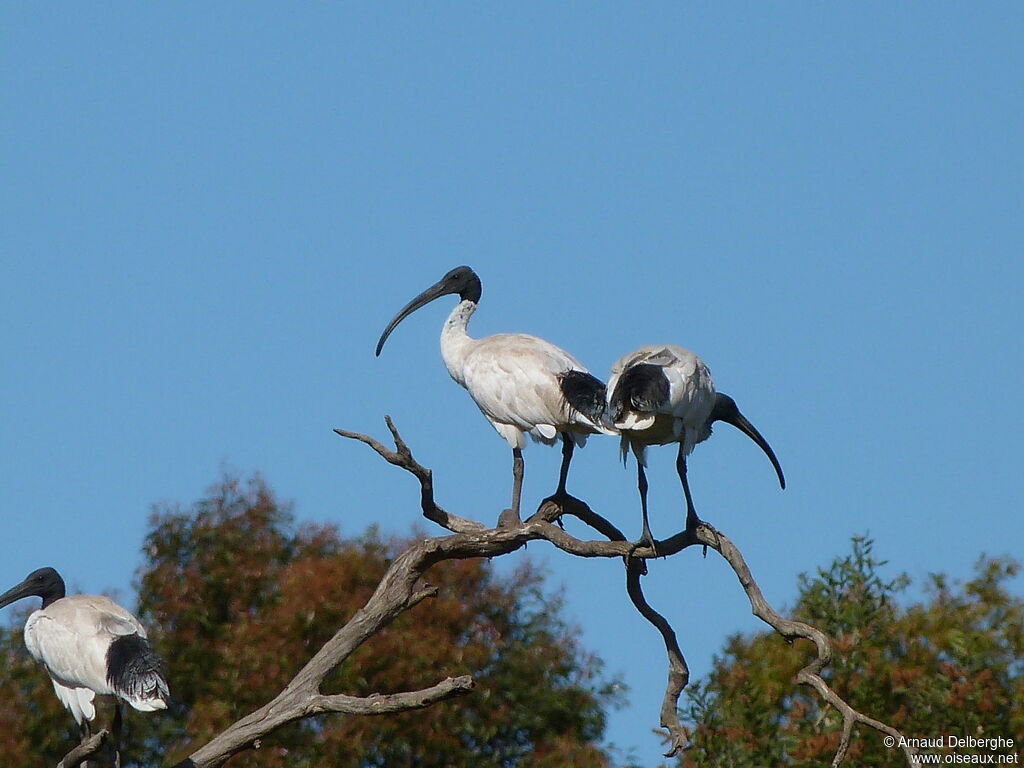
[2,4,1021,764]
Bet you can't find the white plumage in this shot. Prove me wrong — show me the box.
[25,595,166,723]
[377,266,611,518]
[608,345,717,461]
[442,309,605,450]
[0,567,168,762]
[608,344,785,549]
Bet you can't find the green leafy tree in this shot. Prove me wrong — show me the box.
[0,475,624,767]
[679,536,1024,767]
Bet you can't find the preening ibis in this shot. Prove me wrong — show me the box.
[0,567,169,767]
[607,345,785,549]
[376,266,611,519]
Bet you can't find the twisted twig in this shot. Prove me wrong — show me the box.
[334,417,485,534]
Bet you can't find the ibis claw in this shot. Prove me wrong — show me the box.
[630,527,659,559]
[684,509,703,536]
[538,489,575,528]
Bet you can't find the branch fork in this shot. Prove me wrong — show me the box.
[155,418,914,768]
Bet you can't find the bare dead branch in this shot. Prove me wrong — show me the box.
[313,675,475,715]
[170,421,914,768]
[624,559,691,757]
[551,496,627,542]
[407,581,439,607]
[688,523,918,766]
[56,730,108,768]
[334,419,486,534]
[508,483,918,763]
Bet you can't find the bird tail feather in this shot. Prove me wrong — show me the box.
[106,635,170,711]
[52,681,96,724]
[608,363,669,428]
[558,371,613,432]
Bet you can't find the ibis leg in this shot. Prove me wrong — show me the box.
[636,460,658,554]
[511,447,524,521]
[113,702,123,768]
[535,434,576,528]
[676,444,701,531]
[556,433,574,496]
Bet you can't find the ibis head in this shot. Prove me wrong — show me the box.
[0,567,66,610]
[376,266,482,356]
[710,393,786,490]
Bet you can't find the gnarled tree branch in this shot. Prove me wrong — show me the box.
[56,730,108,768]
[697,525,918,766]
[167,419,914,768]
[334,417,485,534]
[625,559,691,756]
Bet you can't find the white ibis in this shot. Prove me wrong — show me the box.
[607,345,785,549]
[0,567,169,767]
[376,266,612,519]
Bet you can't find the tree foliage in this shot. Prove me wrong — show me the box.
[679,535,1024,767]
[0,474,623,767]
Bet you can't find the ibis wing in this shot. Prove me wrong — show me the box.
[69,595,147,637]
[25,612,109,694]
[610,345,673,377]
[612,347,714,414]
[610,345,696,376]
[608,346,690,414]
[98,609,145,638]
[662,355,715,421]
[463,334,588,440]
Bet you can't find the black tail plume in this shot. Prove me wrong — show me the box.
[558,370,608,426]
[106,635,169,704]
[609,363,670,421]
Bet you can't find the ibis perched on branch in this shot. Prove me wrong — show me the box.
[607,345,785,550]
[376,266,611,519]
[0,567,169,767]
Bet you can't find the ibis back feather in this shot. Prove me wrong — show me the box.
[608,345,716,464]
[442,301,612,449]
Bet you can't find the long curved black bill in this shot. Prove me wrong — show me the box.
[711,393,786,489]
[0,579,33,609]
[375,280,451,356]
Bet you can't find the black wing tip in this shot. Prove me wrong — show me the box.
[612,363,669,418]
[558,370,608,424]
[106,634,169,701]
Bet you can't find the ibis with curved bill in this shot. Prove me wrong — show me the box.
[607,345,785,550]
[376,266,612,520]
[0,567,169,767]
